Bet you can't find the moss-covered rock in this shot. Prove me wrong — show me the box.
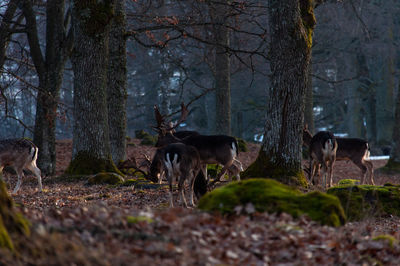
[328,184,400,221]
[135,130,148,139]
[372,234,398,248]
[338,179,360,185]
[237,138,248,152]
[87,172,124,185]
[241,150,308,188]
[198,178,346,227]
[0,180,30,251]
[140,134,157,146]
[65,151,123,176]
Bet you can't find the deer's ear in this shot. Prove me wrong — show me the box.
[304,124,308,130]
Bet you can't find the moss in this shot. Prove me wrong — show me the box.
[241,150,308,188]
[127,216,154,224]
[236,138,248,152]
[140,134,157,146]
[299,0,316,48]
[74,0,115,38]
[135,130,148,139]
[338,179,360,185]
[87,172,124,185]
[328,184,400,221]
[198,178,345,227]
[372,235,398,248]
[65,151,123,176]
[0,180,30,251]
[378,158,400,174]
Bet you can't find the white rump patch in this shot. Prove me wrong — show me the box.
[231,142,237,159]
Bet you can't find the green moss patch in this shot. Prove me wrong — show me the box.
[121,177,163,190]
[87,172,124,185]
[241,150,308,187]
[198,178,345,227]
[140,135,157,146]
[237,138,248,152]
[328,184,400,221]
[127,215,154,224]
[372,235,398,248]
[65,151,123,176]
[0,180,30,251]
[338,179,361,185]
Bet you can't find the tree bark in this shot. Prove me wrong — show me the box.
[68,0,119,175]
[210,1,231,135]
[304,64,314,133]
[243,0,315,186]
[384,82,400,171]
[0,0,20,69]
[107,0,127,164]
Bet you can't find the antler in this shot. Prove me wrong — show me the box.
[153,103,189,135]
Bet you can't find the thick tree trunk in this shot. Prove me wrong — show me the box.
[243,0,315,186]
[210,1,231,135]
[68,0,119,175]
[107,0,127,164]
[384,82,400,171]
[304,64,314,133]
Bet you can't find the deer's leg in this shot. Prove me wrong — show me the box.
[320,161,328,188]
[178,177,188,208]
[328,159,335,187]
[364,160,374,185]
[27,164,42,192]
[167,172,174,207]
[355,160,368,184]
[12,169,24,194]
[188,170,198,207]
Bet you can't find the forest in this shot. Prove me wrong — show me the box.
[1,0,400,265]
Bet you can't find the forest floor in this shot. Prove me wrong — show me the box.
[2,139,400,265]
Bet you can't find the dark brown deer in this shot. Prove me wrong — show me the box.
[153,104,240,186]
[309,131,337,188]
[303,127,374,185]
[150,143,202,207]
[0,138,42,194]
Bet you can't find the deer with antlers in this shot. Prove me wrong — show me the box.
[153,103,242,187]
[303,126,374,185]
[0,138,42,194]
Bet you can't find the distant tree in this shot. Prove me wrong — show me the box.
[209,0,231,135]
[22,0,73,175]
[67,0,119,174]
[243,0,315,186]
[107,0,127,164]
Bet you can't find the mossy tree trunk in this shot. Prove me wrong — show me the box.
[22,0,73,175]
[242,0,315,186]
[0,179,30,251]
[210,0,231,135]
[68,0,120,175]
[107,0,127,164]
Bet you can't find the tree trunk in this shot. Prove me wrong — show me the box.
[384,82,400,171]
[0,0,20,69]
[304,64,314,133]
[243,0,315,186]
[210,1,231,135]
[23,0,72,175]
[107,0,127,164]
[67,0,119,175]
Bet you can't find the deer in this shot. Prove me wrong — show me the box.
[153,103,241,187]
[309,131,337,188]
[149,143,202,207]
[0,138,42,194]
[303,126,374,185]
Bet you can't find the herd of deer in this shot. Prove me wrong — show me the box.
[0,103,375,208]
